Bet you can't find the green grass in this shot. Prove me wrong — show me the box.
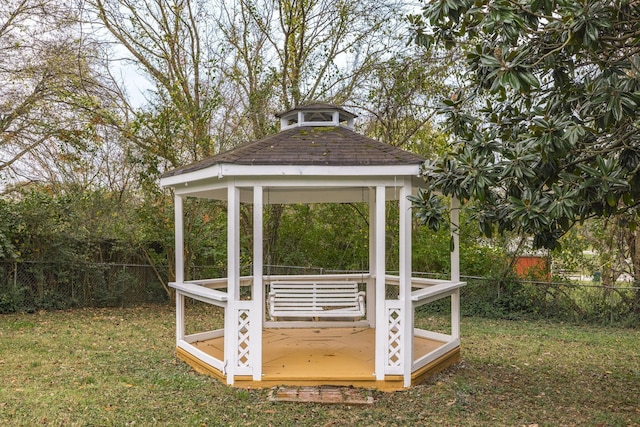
[1,305,639,426]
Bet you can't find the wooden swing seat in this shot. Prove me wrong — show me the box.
[268,281,365,320]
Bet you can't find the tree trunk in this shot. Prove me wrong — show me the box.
[629,228,640,313]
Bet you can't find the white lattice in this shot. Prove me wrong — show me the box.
[387,308,402,367]
[237,309,250,368]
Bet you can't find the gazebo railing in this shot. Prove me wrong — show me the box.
[170,281,228,305]
[410,278,466,373]
[170,279,234,377]
[170,273,465,383]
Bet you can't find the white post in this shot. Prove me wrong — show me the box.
[375,185,386,380]
[399,180,413,387]
[224,184,241,384]
[228,184,241,301]
[452,289,461,340]
[176,292,185,343]
[252,186,264,381]
[368,188,376,327]
[174,194,185,344]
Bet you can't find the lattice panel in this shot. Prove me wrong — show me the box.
[237,309,250,368]
[387,308,402,368]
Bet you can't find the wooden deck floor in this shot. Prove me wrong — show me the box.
[185,328,459,391]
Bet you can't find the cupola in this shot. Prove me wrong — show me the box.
[276,103,357,130]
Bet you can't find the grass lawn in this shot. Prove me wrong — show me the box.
[1,304,639,426]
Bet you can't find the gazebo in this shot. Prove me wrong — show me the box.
[160,104,465,391]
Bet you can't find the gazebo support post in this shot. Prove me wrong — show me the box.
[450,197,460,283]
[367,188,376,327]
[174,194,185,343]
[251,186,263,381]
[374,185,386,381]
[224,184,241,384]
[399,180,413,387]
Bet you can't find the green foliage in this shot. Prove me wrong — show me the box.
[7,186,134,263]
[0,199,17,259]
[0,185,171,311]
[410,188,447,232]
[0,281,25,314]
[413,224,452,275]
[270,203,369,271]
[553,225,598,278]
[411,0,640,250]
[182,198,229,279]
[413,207,509,277]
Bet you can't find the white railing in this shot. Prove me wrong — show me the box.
[170,280,230,377]
[170,281,228,306]
[170,273,465,378]
[410,278,465,373]
[411,279,466,306]
[264,273,371,283]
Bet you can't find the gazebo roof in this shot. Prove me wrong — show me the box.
[161,105,424,179]
[160,104,427,203]
[162,126,424,179]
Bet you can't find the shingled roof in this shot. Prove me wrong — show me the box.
[162,104,425,177]
[162,107,425,178]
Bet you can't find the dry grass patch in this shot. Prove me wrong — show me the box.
[0,305,639,426]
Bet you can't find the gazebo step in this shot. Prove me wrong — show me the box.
[268,386,375,405]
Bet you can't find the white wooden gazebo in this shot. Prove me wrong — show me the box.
[160,104,465,391]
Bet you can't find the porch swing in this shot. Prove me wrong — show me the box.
[264,189,367,322]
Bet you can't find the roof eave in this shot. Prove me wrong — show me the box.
[159,163,424,188]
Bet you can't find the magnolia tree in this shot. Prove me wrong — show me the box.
[410,0,640,251]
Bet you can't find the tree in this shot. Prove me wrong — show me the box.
[0,0,118,189]
[410,0,640,251]
[213,0,407,141]
[89,0,221,170]
[355,54,455,154]
[85,0,226,285]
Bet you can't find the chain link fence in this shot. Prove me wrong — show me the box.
[0,261,169,312]
[413,271,640,325]
[2,260,639,324]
